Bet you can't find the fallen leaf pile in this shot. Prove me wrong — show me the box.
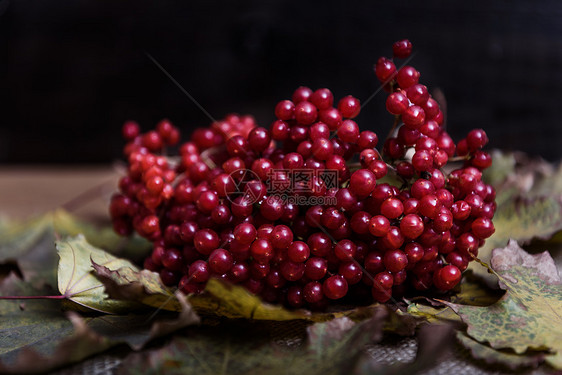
[1,151,562,374]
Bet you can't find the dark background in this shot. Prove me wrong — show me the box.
[1,0,561,163]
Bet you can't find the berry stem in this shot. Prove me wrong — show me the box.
[385,115,401,144]
[447,156,470,162]
[199,146,220,169]
[0,295,66,300]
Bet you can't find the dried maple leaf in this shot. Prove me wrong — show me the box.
[443,240,562,369]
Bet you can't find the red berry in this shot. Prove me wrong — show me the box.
[337,120,360,143]
[287,241,311,263]
[295,101,318,125]
[311,138,334,161]
[248,127,271,153]
[303,281,324,303]
[405,242,424,263]
[358,130,379,149]
[471,217,495,239]
[310,122,331,140]
[402,106,426,130]
[373,271,394,290]
[310,88,334,110]
[349,169,377,198]
[280,260,305,281]
[382,226,405,249]
[412,149,433,171]
[323,275,348,299]
[333,239,357,261]
[400,214,424,239]
[434,265,462,290]
[386,92,409,115]
[406,84,429,106]
[339,262,363,284]
[196,190,219,213]
[380,197,404,219]
[162,248,183,272]
[270,120,290,140]
[140,215,160,235]
[466,129,489,151]
[396,66,420,88]
[392,39,412,58]
[193,229,220,255]
[307,232,332,257]
[260,196,285,221]
[374,57,396,82]
[250,239,274,264]
[419,195,441,219]
[292,86,313,103]
[319,107,343,130]
[188,260,210,283]
[122,121,140,141]
[208,249,233,274]
[350,211,371,235]
[305,257,328,280]
[267,225,291,250]
[337,96,361,118]
[275,100,295,120]
[472,150,493,169]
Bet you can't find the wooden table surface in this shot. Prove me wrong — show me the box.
[0,166,121,220]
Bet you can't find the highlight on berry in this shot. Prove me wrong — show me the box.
[110,39,495,309]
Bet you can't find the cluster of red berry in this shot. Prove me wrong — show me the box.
[110,39,495,308]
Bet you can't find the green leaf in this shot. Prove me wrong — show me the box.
[118,306,409,375]
[443,240,562,369]
[92,258,396,323]
[0,215,52,263]
[188,278,414,323]
[474,152,562,282]
[92,261,182,311]
[482,149,516,188]
[407,272,504,323]
[0,210,150,287]
[189,278,319,321]
[0,215,57,286]
[56,234,141,314]
[0,272,199,374]
[456,332,545,370]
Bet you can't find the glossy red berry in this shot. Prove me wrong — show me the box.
[466,129,489,151]
[392,39,412,58]
[349,169,377,198]
[374,57,396,82]
[386,92,409,115]
[305,257,328,280]
[122,121,140,141]
[323,275,348,299]
[396,66,420,88]
[193,229,220,255]
[380,197,404,219]
[310,88,334,110]
[295,101,318,125]
[287,241,311,263]
[337,96,361,118]
[400,214,424,239]
[471,217,495,239]
[208,249,234,274]
[292,86,313,103]
[402,106,426,130]
[275,100,295,120]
